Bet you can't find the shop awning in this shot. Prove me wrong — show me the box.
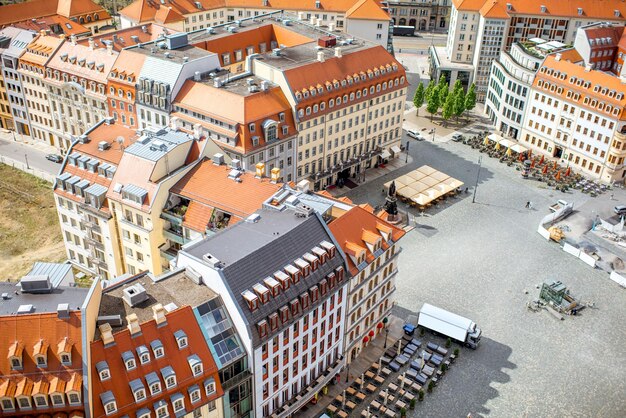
[390,145,402,155]
[380,150,391,159]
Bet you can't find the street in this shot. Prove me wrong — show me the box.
[341,134,626,417]
[0,134,61,175]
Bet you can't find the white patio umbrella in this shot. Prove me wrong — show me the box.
[342,389,346,408]
[397,341,402,356]
[367,406,371,417]
[383,390,388,405]
[400,372,406,391]
[361,373,365,390]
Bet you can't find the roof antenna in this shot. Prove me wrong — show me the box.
[116,136,125,151]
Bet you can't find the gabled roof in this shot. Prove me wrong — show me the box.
[155,5,185,24]
[170,157,283,224]
[90,305,223,418]
[328,206,405,276]
[47,40,118,84]
[19,34,65,66]
[453,0,626,19]
[479,0,509,19]
[346,0,390,21]
[0,0,109,27]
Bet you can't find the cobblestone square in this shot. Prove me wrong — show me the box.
[341,135,626,417]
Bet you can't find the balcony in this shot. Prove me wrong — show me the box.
[163,227,186,245]
[161,205,187,225]
[276,358,345,418]
[159,244,178,261]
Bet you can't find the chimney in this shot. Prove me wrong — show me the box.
[106,42,113,55]
[585,64,592,72]
[88,37,94,50]
[317,51,325,62]
[194,71,201,81]
[152,303,167,325]
[270,167,281,183]
[99,323,115,345]
[310,16,316,25]
[555,53,561,61]
[70,34,77,45]
[169,116,180,131]
[260,80,269,91]
[255,162,265,178]
[126,313,141,336]
[141,25,148,33]
[192,123,202,139]
[334,47,342,58]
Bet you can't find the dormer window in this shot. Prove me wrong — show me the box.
[1,397,15,412]
[279,305,290,323]
[269,312,279,331]
[274,271,290,290]
[67,391,80,405]
[204,378,216,396]
[335,266,345,282]
[189,384,202,404]
[172,393,185,413]
[146,372,161,395]
[136,345,150,364]
[320,241,336,258]
[303,253,319,270]
[100,391,116,416]
[151,339,164,358]
[290,299,300,316]
[122,351,136,370]
[243,290,259,311]
[162,366,177,389]
[285,264,300,284]
[174,330,188,349]
[96,361,110,381]
[295,258,310,277]
[51,393,64,407]
[279,112,285,122]
[33,339,48,368]
[310,286,320,302]
[33,395,47,408]
[8,341,23,370]
[328,272,336,288]
[253,283,270,303]
[257,319,269,338]
[300,292,310,309]
[188,355,203,376]
[130,379,146,402]
[264,277,281,297]
[17,395,31,410]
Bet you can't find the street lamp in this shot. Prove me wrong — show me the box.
[405,141,410,163]
[383,328,389,349]
[24,153,29,169]
[345,362,350,383]
[472,156,482,204]
[431,128,436,142]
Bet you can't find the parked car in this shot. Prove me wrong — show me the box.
[46,154,63,163]
[614,205,626,215]
[451,133,465,142]
[407,129,425,141]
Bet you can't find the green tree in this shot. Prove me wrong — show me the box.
[465,83,477,112]
[437,75,449,110]
[413,82,425,115]
[452,79,463,96]
[442,93,454,124]
[453,88,466,121]
[425,79,436,102]
[426,87,440,121]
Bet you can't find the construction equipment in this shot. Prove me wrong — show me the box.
[538,281,584,315]
[548,226,565,242]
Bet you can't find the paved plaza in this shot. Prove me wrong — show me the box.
[340,135,626,417]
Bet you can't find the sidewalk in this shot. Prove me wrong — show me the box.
[0,130,59,155]
[299,316,406,418]
[325,155,414,198]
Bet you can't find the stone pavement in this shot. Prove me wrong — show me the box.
[325,154,414,198]
[0,130,59,155]
[299,316,405,418]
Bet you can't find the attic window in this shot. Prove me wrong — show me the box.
[303,253,319,270]
[253,283,270,303]
[294,258,310,277]
[96,361,110,381]
[290,299,300,316]
[320,241,336,258]
[300,292,310,309]
[257,320,269,338]
[310,286,319,302]
[264,277,281,297]
[319,279,328,296]
[328,272,336,288]
[279,306,290,323]
[243,290,259,311]
[285,264,300,284]
[174,330,188,349]
[274,271,290,290]
[269,313,279,331]
[335,266,345,282]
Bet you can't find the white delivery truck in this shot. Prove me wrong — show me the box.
[417,303,482,349]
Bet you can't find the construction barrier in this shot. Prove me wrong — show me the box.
[609,271,626,288]
[563,242,581,257]
[537,224,551,240]
[579,252,596,268]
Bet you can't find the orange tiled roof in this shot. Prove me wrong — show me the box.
[47,40,118,84]
[121,0,390,24]
[155,5,185,24]
[329,206,405,275]
[90,305,223,418]
[182,200,215,232]
[13,15,91,37]
[0,0,109,27]
[453,0,626,19]
[73,120,138,165]
[19,34,65,67]
[170,157,283,221]
[109,49,147,85]
[0,312,84,396]
[80,24,173,53]
[533,54,626,119]
[345,0,389,21]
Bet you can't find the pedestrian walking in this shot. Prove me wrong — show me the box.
[610,193,614,200]
[525,201,531,209]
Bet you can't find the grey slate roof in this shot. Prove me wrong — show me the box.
[184,209,347,347]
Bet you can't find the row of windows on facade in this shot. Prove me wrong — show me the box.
[295,78,405,119]
[0,386,81,412]
[101,379,216,418]
[256,268,345,340]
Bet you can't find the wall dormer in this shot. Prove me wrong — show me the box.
[8,341,23,370]
[57,337,73,366]
[33,339,49,368]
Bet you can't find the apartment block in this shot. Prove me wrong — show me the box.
[107,125,225,275]
[387,0,451,32]
[485,39,579,139]
[1,27,38,137]
[54,118,138,280]
[328,205,405,363]
[434,0,626,101]
[119,0,392,51]
[160,156,284,262]
[43,35,116,151]
[0,274,101,417]
[176,207,349,417]
[90,273,225,418]
[520,53,626,182]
